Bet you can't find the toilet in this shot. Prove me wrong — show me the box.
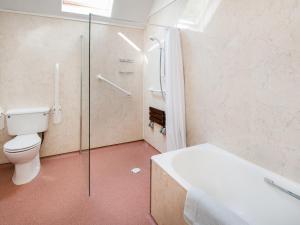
[3,107,49,185]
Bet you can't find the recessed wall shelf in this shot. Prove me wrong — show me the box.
[119,71,134,75]
[119,58,135,63]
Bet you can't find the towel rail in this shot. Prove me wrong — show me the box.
[264,177,300,201]
[97,74,132,96]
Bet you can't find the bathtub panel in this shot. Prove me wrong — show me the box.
[151,161,187,225]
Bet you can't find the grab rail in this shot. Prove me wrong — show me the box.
[264,177,300,201]
[97,74,132,96]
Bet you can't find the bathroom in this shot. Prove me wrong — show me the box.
[0,0,299,224]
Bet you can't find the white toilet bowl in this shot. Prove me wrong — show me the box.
[4,107,49,185]
[4,134,41,185]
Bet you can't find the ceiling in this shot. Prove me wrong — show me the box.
[0,0,155,27]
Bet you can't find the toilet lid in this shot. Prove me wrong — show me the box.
[4,134,41,152]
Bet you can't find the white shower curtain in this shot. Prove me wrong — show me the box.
[165,28,186,151]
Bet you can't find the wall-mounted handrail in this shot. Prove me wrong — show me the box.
[264,177,300,201]
[97,74,132,96]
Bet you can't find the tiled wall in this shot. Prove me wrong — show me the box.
[182,0,300,183]
[0,12,143,163]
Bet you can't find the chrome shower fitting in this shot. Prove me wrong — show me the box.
[160,127,166,135]
[148,121,154,129]
[149,36,162,48]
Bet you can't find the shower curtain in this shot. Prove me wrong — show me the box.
[165,28,186,151]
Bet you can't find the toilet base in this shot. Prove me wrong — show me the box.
[12,153,41,185]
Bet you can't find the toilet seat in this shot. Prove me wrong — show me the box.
[4,134,41,153]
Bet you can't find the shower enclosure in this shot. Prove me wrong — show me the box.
[0,8,154,224]
[83,14,144,195]
[0,10,145,197]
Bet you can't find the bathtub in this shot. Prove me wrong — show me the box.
[150,143,300,225]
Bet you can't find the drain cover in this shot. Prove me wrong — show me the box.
[131,167,141,174]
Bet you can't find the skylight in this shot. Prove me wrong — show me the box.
[62,0,114,17]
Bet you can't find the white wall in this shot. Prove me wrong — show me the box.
[182,0,300,183]
[149,0,176,15]
[148,0,187,26]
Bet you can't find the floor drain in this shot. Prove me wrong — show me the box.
[131,168,141,174]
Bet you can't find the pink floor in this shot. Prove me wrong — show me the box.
[0,141,159,225]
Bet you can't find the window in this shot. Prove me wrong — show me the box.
[62,0,114,17]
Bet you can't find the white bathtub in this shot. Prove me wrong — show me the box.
[151,144,300,225]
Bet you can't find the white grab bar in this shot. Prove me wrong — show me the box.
[97,74,132,96]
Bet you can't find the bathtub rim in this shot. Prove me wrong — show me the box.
[151,143,300,198]
[152,149,191,191]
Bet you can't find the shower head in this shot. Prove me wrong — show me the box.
[149,36,162,48]
[149,36,159,42]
